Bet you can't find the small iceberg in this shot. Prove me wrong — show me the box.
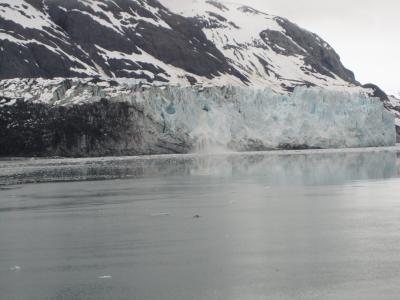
[150,213,170,217]
[10,266,21,272]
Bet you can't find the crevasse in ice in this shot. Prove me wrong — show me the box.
[123,86,396,150]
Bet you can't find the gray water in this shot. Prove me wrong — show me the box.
[1,148,400,300]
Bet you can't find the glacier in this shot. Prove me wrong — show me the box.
[0,79,396,156]
[121,86,396,151]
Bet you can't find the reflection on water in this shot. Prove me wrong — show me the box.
[1,148,400,300]
[0,149,399,185]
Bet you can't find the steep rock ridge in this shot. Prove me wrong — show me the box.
[0,0,366,92]
[273,17,357,84]
[0,0,244,84]
[160,0,358,91]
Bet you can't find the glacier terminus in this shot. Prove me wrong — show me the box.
[0,79,395,156]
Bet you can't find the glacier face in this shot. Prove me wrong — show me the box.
[0,79,396,156]
[121,86,396,151]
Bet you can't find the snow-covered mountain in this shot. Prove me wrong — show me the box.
[0,0,363,92]
[0,0,398,156]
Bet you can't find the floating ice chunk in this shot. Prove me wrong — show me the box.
[150,213,170,217]
[10,266,21,272]
[98,275,112,279]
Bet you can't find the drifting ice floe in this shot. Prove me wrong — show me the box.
[10,265,21,272]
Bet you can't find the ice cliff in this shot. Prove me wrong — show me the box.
[126,86,396,151]
[0,80,396,157]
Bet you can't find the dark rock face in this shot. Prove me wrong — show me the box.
[396,126,400,143]
[260,29,304,57]
[0,0,245,82]
[362,83,389,101]
[0,99,191,157]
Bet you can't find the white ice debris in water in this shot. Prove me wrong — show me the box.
[10,266,21,271]
[122,86,396,150]
[150,213,170,216]
[98,275,112,279]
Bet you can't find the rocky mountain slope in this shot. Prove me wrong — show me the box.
[387,95,400,136]
[0,0,362,92]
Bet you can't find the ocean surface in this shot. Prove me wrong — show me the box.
[1,146,400,300]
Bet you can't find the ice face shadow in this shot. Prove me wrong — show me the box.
[0,150,398,186]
